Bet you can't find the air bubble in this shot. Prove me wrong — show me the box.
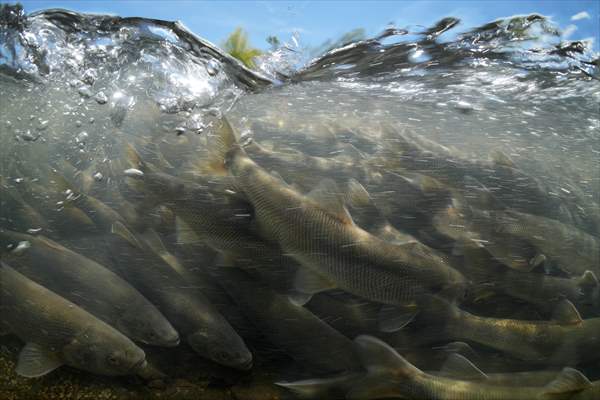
[206,59,219,76]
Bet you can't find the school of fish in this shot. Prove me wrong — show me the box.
[1,114,600,400]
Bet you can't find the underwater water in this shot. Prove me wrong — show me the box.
[1,3,600,399]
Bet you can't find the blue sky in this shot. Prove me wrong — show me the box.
[16,1,600,51]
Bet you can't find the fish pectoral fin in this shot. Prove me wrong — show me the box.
[377,304,419,332]
[489,149,515,168]
[275,373,362,398]
[543,367,591,395]
[175,217,203,245]
[287,291,314,307]
[16,343,63,378]
[578,270,599,291]
[111,221,141,248]
[293,268,335,298]
[529,253,546,269]
[468,283,497,303]
[552,300,583,325]
[439,353,488,381]
[433,342,479,360]
[307,179,355,225]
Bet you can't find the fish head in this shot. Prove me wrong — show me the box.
[126,170,186,205]
[117,304,180,347]
[443,265,468,301]
[63,326,146,376]
[187,324,253,370]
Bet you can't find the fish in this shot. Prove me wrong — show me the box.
[460,246,600,313]
[421,296,600,365]
[216,267,361,374]
[494,209,600,277]
[103,223,253,370]
[278,335,593,400]
[0,176,51,233]
[0,230,179,347]
[225,125,466,326]
[0,262,146,377]
[431,193,544,272]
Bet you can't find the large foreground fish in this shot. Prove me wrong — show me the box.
[0,262,146,378]
[0,230,179,347]
[225,129,466,321]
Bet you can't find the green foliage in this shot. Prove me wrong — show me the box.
[222,27,262,69]
[310,28,366,57]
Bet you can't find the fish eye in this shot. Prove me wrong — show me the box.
[108,354,120,365]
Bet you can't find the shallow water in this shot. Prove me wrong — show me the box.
[1,4,600,400]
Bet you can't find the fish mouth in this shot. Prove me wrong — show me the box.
[236,357,253,371]
[131,358,147,372]
[164,336,181,347]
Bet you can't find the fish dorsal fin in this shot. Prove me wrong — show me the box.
[36,235,67,252]
[335,143,365,163]
[307,179,354,225]
[578,270,599,290]
[462,175,504,211]
[199,117,238,176]
[543,367,591,395]
[552,300,583,325]
[354,335,420,377]
[490,149,515,168]
[376,224,418,246]
[175,217,203,245]
[124,142,148,173]
[50,170,76,195]
[434,342,479,361]
[110,221,141,248]
[16,343,63,378]
[345,178,371,208]
[440,353,488,380]
[378,304,419,333]
[139,229,189,277]
[269,170,289,187]
[293,268,335,299]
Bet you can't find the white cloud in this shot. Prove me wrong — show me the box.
[571,11,591,21]
[563,24,578,39]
